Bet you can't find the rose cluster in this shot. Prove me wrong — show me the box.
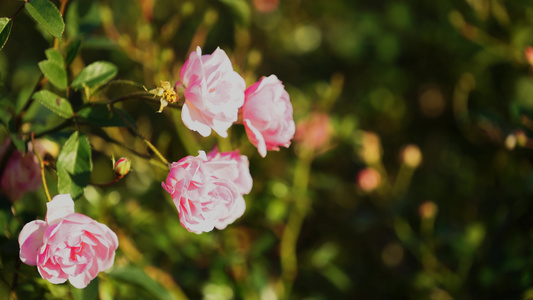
[162,46,296,234]
[180,46,295,157]
[17,46,295,290]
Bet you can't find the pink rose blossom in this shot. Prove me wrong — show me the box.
[180,46,246,137]
[18,194,118,289]
[242,75,295,157]
[206,148,253,195]
[162,150,252,234]
[1,140,42,201]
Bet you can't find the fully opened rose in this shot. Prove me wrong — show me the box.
[180,46,246,137]
[162,149,252,234]
[242,75,295,157]
[18,194,118,289]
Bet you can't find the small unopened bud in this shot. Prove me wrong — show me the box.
[401,144,422,168]
[114,158,131,177]
[419,201,438,219]
[356,167,381,192]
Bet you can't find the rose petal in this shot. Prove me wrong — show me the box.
[19,220,47,266]
[244,119,267,157]
[46,194,75,225]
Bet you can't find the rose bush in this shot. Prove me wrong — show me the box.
[18,194,119,289]
[180,46,246,137]
[242,75,295,157]
[162,149,252,234]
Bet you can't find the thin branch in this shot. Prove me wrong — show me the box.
[31,132,51,202]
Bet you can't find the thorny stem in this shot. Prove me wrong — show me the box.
[31,132,51,202]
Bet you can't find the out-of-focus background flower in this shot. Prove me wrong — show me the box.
[2,0,533,299]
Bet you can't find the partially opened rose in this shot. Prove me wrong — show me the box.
[242,75,295,157]
[162,149,252,234]
[180,46,246,137]
[18,194,118,289]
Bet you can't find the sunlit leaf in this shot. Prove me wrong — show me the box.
[0,17,12,51]
[38,60,67,90]
[44,48,64,66]
[33,90,73,118]
[25,0,65,39]
[56,132,92,200]
[71,61,118,89]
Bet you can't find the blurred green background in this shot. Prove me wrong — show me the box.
[2,0,533,299]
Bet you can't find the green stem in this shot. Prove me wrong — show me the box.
[277,148,313,299]
[31,132,51,202]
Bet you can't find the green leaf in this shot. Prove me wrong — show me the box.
[38,60,67,90]
[56,132,92,199]
[45,48,64,66]
[71,61,118,89]
[0,17,12,51]
[71,277,98,300]
[66,38,82,66]
[108,267,173,300]
[219,0,251,26]
[33,90,73,118]
[77,104,133,127]
[25,0,65,39]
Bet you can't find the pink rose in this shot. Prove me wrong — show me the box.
[18,194,118,289]
[242,75,295,157]
[162,150,252,234]
[1,141,42,201]
[206,148,253,195]
[180,46,246,137]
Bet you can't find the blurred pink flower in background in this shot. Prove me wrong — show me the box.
[18,194,118,289]
[253,0,279,13]
[295,112,333,153]
[0,140,42,201]
[180,46,246,137]
[526,46,533,66]
[356,168,381,192]
[162,149,252,234]
[242,75,295,157]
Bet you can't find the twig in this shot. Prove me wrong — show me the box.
[31,132,51,202]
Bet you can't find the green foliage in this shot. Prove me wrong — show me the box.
[38,49,67,90]
[71,61,118,90]
[25,0,65,39]
[56,132,92,199]
[108,267,174,300]
[71,278,99,300]
[77,104,132,127]
[219,0,250,26]
[0,17,12,51]
[33,90,73,118]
